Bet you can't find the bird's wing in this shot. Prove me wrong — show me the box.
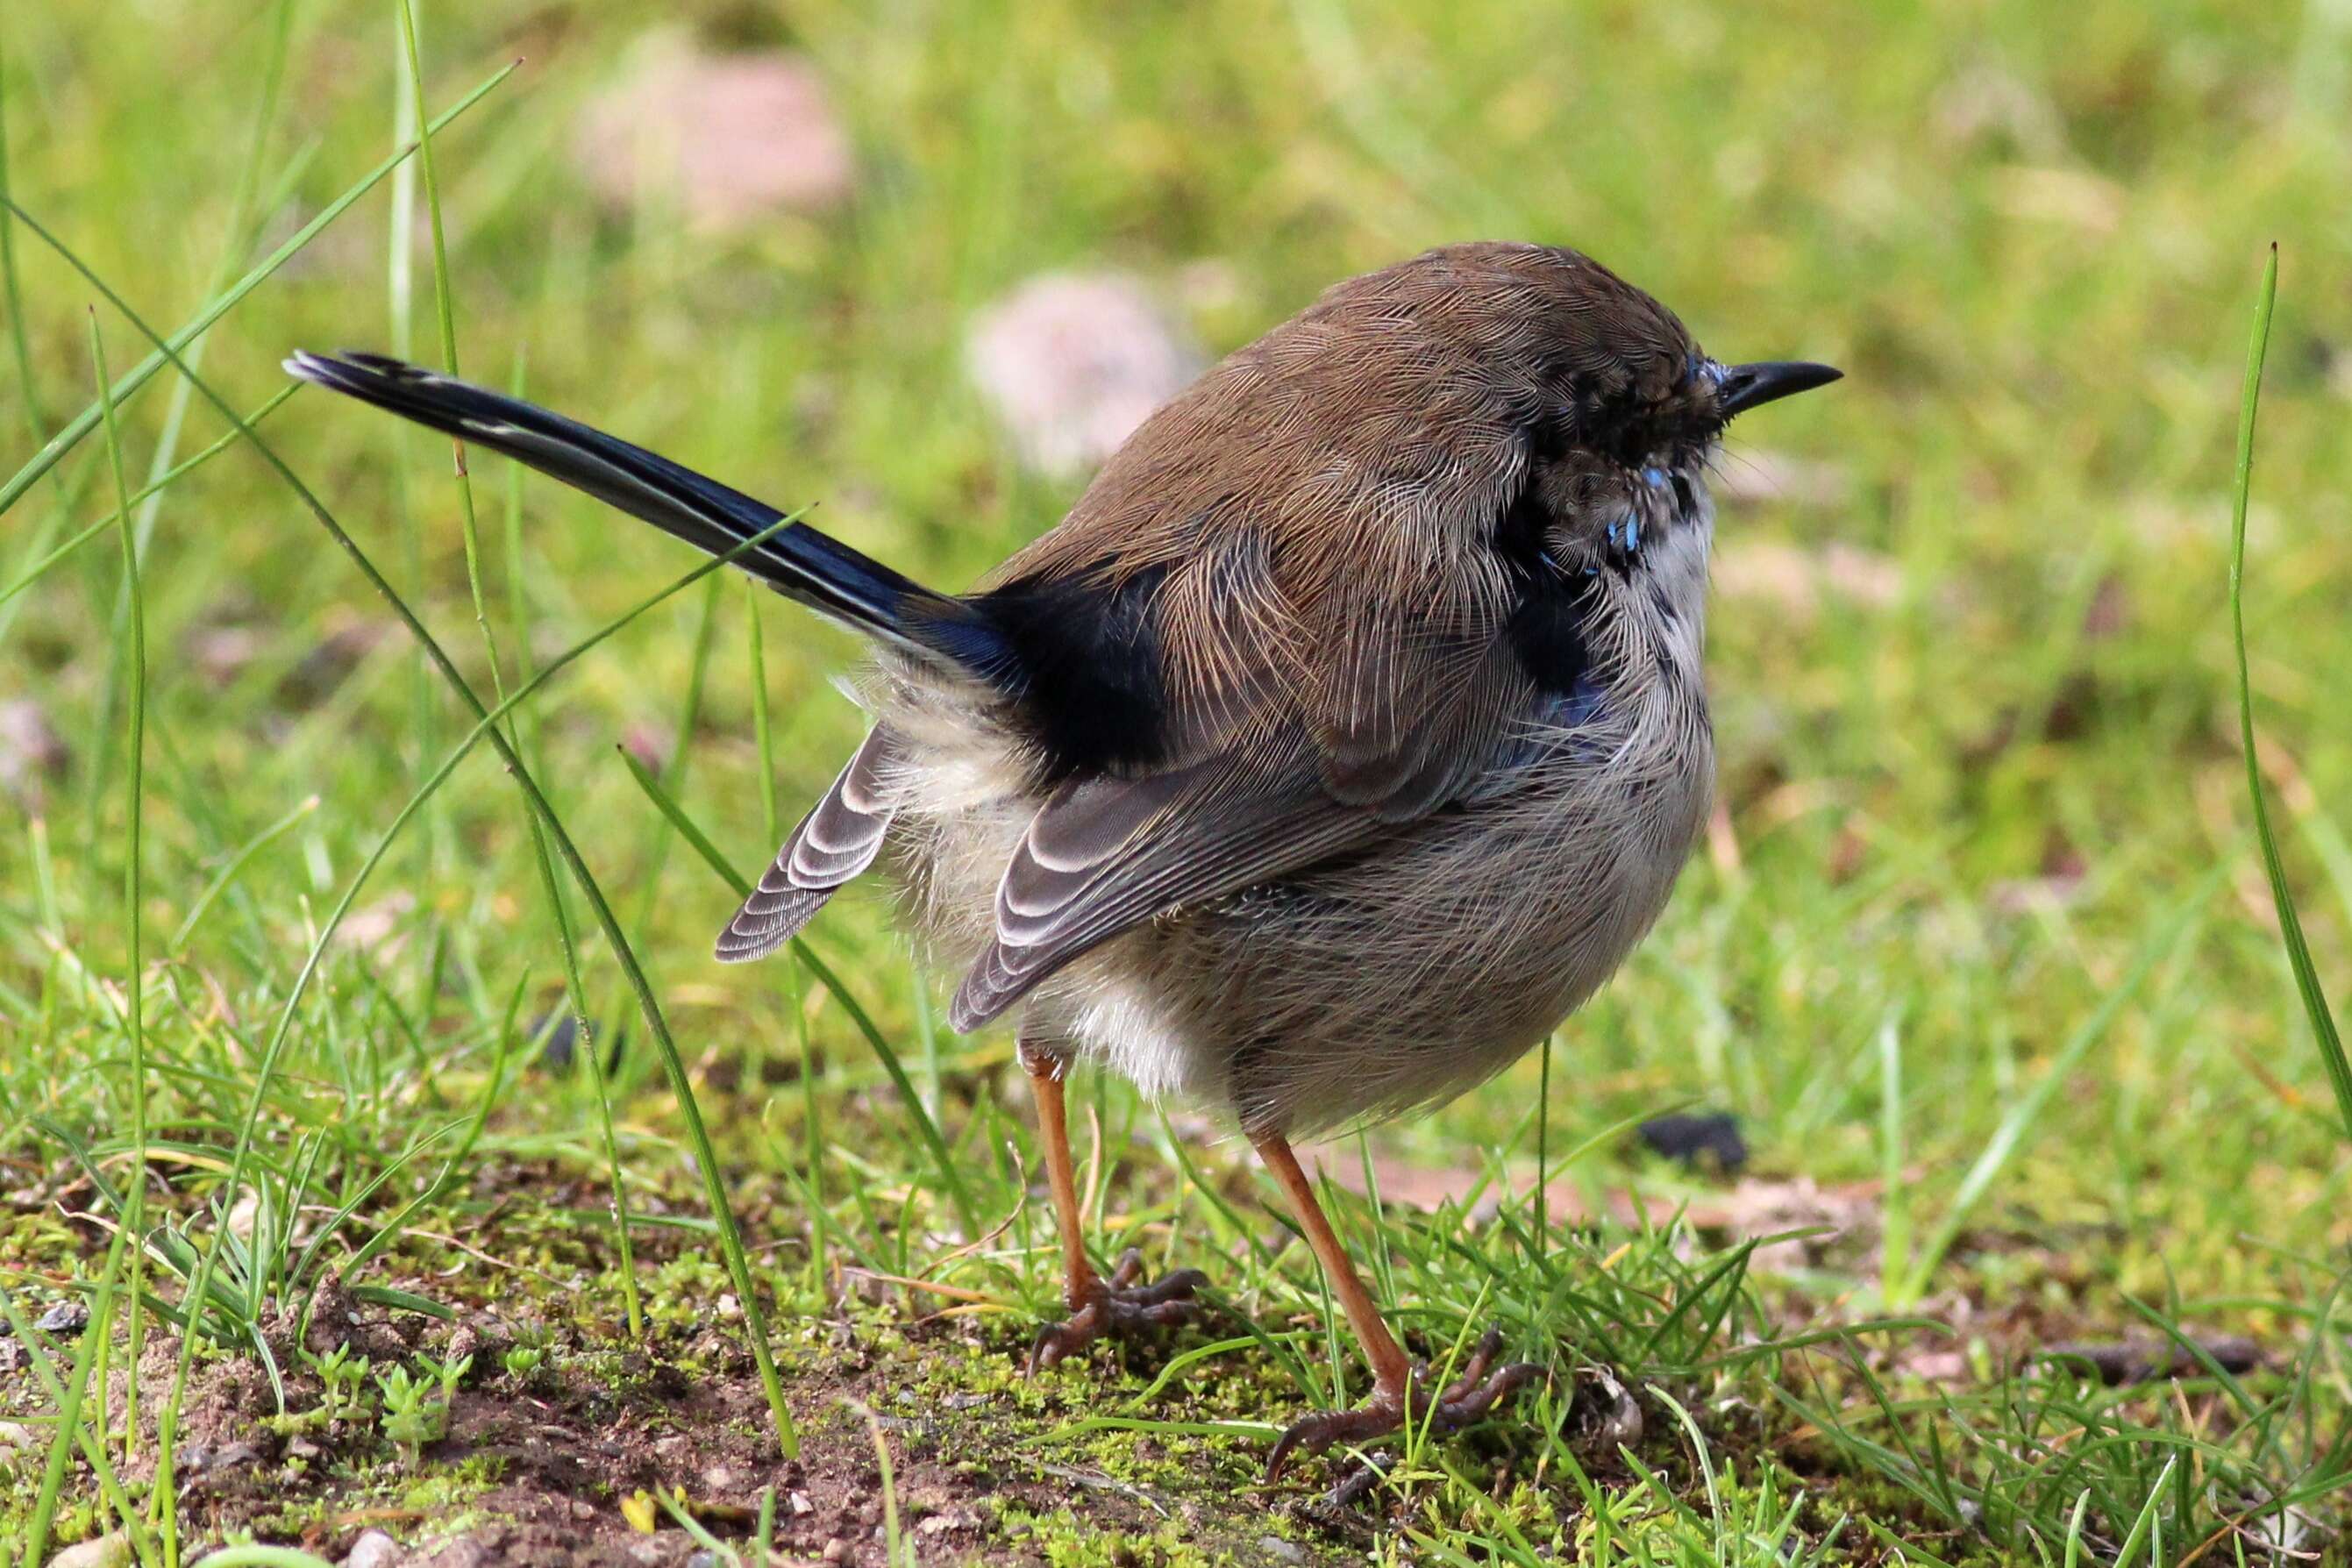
[947,601,1550,1031]
[947,740,1382,1030]
[715,727,901,963]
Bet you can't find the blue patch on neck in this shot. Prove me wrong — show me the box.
[1555,671,1607,730]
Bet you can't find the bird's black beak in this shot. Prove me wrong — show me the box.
[1718,360,1842,417]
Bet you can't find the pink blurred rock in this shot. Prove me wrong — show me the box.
[575,37,853,231]
[0,699,67,805]
[965,273,1203,476]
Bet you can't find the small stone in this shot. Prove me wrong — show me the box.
[189,623,265,687]
[0,699,68,804]
[1573,1365,1644,1453]
[575,35,853,231]
[702,1462,742,1494]
[965,274,1202,475]
[35,1300,90,1336]
[1257,1538,1309,1565]
[346,1528,403,1568]
[533,1014,624,1074]
[787,1490,815,1516]
[183,1438,264,1476]
[0,1342,29,1374]
[1636,1112,1748,1174]
[821,1539,847,1563]
[916,1507,980,1536]
[50,1534,132,1568]
[571,1500,596,1521]
[416,1535,489,1568]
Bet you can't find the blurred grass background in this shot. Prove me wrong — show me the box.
[5,0,2352,1558]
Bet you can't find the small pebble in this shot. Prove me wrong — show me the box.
[574,35,852,231]
[1258,1537,1309,1565]
[1636,1111,1748,1173]
[0,699,68,804]
[822,1539,848,1563]
[346,1528,402,1568]
[35,1300,90,1336]
[49,1534,131,1568]
[965,273,1202,475]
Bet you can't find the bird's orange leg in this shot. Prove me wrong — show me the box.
[1021,1039,1206,1372]
[1252,1132,1544,1480]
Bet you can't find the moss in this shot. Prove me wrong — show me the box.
[1000,1503,1329,1568]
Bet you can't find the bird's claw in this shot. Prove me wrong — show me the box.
[1027,1248,1209,1374]
[1265,1328,1545,1482]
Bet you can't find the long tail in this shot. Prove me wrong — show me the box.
[285,350,990,674]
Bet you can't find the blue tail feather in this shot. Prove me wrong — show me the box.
[284,350,998,677]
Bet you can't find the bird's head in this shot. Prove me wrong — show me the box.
[1467,244,1840,581]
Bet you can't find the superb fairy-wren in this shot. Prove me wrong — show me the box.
[289,241,1839,1478]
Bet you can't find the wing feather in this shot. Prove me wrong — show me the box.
[715,728,901,963]
[948,745,1380,1030]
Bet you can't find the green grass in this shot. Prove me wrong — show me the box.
[4,2,2352,1563]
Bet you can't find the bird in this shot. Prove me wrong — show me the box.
[286,240,1839,1479]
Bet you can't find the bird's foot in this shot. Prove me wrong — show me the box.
[1027,1248,1209,1374]
[1265,1329,1545,1481]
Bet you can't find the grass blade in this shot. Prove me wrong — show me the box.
[2225,245,2352,1145]
[89,308,153,1466]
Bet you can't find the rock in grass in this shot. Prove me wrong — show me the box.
[531,1013,626,1074]
[35,1299,90,1336]
[575,34,853,231]
[345,1529,403,1568]
[966,274,1203,475]
[0,698,68,806]
[1636,1111,1749,1174]
[49,1534,131,1568]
